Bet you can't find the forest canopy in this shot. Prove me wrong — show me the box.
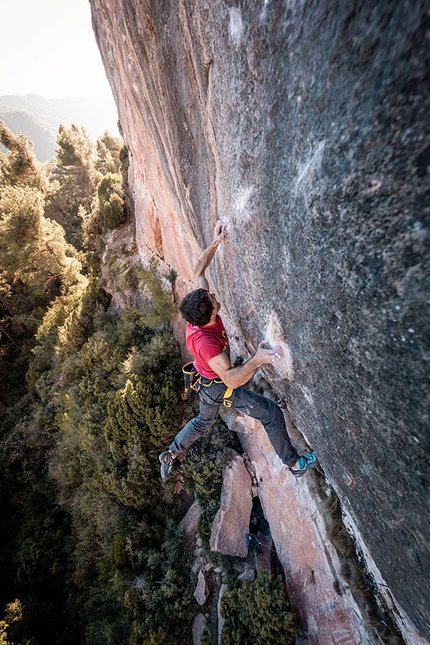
[0,122,296,645]
[0,122,198,645]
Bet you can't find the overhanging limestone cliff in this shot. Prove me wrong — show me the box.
[91,1,430,641]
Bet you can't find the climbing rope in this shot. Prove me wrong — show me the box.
[245,533,389,589]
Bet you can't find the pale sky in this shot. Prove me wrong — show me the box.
[0,0,113,99]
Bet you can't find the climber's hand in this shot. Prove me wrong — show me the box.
[255,340,284,366]
[213,219,228,243]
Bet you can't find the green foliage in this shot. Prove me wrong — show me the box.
[119,144,129,179]
[41,310,191,641]
[201,630,215,645]
[135,258,178,327]
[0,120,47,190]
[45,124,100,249]
[0,621,9,645]
[198,499,221,546]
[103,334,182,508]
[128,524,196,633]
[106,365,181,454]
[0,406,75,644]
[165,268,177,287]
[56,124,94,168]
[0,120,196,645]
[186,455,223,546]
[97,172,125,230]
[220,571,296,645]
[0,122,83,412]
[138,628,175,645]
[95,132,124,176]
[190,454,223,503]
[0,184,81,296]
[1,600,22,645]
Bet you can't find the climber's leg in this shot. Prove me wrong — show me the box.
[231,387,299,466]
[159,391,220,481]
[168,401,220,456]
[167,382,226,456]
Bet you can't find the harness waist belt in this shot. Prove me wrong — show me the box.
[201,377,223,385]
[200,378,234,408]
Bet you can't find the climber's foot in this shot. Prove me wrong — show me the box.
[289,451,318,478]
[159,449,177,482]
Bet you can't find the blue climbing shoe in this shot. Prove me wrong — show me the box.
[289,451,318,478]
[159,450,177,482]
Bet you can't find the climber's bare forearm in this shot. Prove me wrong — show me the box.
[193,239,221,288]
[193,221,227,288]
[208,353,260,388]
[208,343,284,389]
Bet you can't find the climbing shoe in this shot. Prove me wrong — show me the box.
[159,450,177,482]
[289,451,318,478]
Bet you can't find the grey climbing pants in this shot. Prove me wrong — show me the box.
[169,381,298,467]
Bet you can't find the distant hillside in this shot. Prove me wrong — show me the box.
[0,94,119,162]
[0,107,57,162]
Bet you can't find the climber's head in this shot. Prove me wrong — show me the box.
[180,288,219,326]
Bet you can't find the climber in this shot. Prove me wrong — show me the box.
[158,220,318,481]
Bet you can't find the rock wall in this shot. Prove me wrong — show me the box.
[91,1,430,642]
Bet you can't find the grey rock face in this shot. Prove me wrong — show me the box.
[91,0,430,639]
[180,500,203,541]
[194,570,208,606]
[192,613,207,645]
[217,583,228,645]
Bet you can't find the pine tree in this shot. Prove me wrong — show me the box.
[0,120,198,645]
[104,348,182,507]
[135,257,178,328]
[220,571,297,645]
[0,119,47,191]
[45,124,100,249]
[0,122,82,409]
[95,131,124,176]
[97,172,125,230]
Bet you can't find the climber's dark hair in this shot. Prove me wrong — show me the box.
[180,288,213,326]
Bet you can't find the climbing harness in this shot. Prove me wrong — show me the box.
[182,362,202,396]
[201,377,234,407]
[182,363,234,407]
[201,377,223,386]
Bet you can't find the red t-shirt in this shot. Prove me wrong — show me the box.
[186,315,230,379]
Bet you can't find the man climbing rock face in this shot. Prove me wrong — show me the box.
[159,220,317,481]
